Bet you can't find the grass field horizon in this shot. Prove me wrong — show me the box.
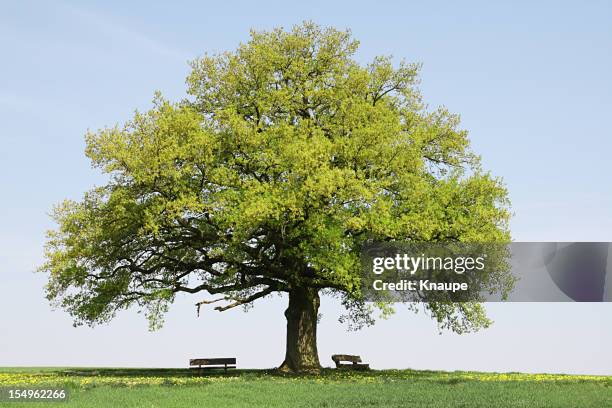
[1,367,610,407]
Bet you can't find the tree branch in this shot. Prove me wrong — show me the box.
[213,287,275,312]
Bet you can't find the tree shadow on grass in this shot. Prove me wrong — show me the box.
[56,367,270,378]
[27,367,559,385]
[52,367,447,380]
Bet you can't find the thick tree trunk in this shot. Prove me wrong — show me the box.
[278,287,321,373]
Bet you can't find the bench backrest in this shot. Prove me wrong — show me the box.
[331,354,362,364]
[190,358,236,366]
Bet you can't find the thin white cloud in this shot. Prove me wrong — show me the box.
[61,2,188,60]
[0,91,34,112]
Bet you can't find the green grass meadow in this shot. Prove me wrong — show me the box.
[0,367,610,407]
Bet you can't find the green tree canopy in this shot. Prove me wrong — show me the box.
[41,22,510,373]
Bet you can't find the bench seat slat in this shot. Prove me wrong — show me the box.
[331,354,362,363]
[332,354,369,370]
[189,358,236,366]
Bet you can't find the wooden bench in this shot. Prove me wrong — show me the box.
[331,354,370,370]
[189,358,236,373]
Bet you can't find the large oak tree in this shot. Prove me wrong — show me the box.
[41,23,510,373]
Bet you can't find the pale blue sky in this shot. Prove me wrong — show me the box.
[0,1,611,374]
